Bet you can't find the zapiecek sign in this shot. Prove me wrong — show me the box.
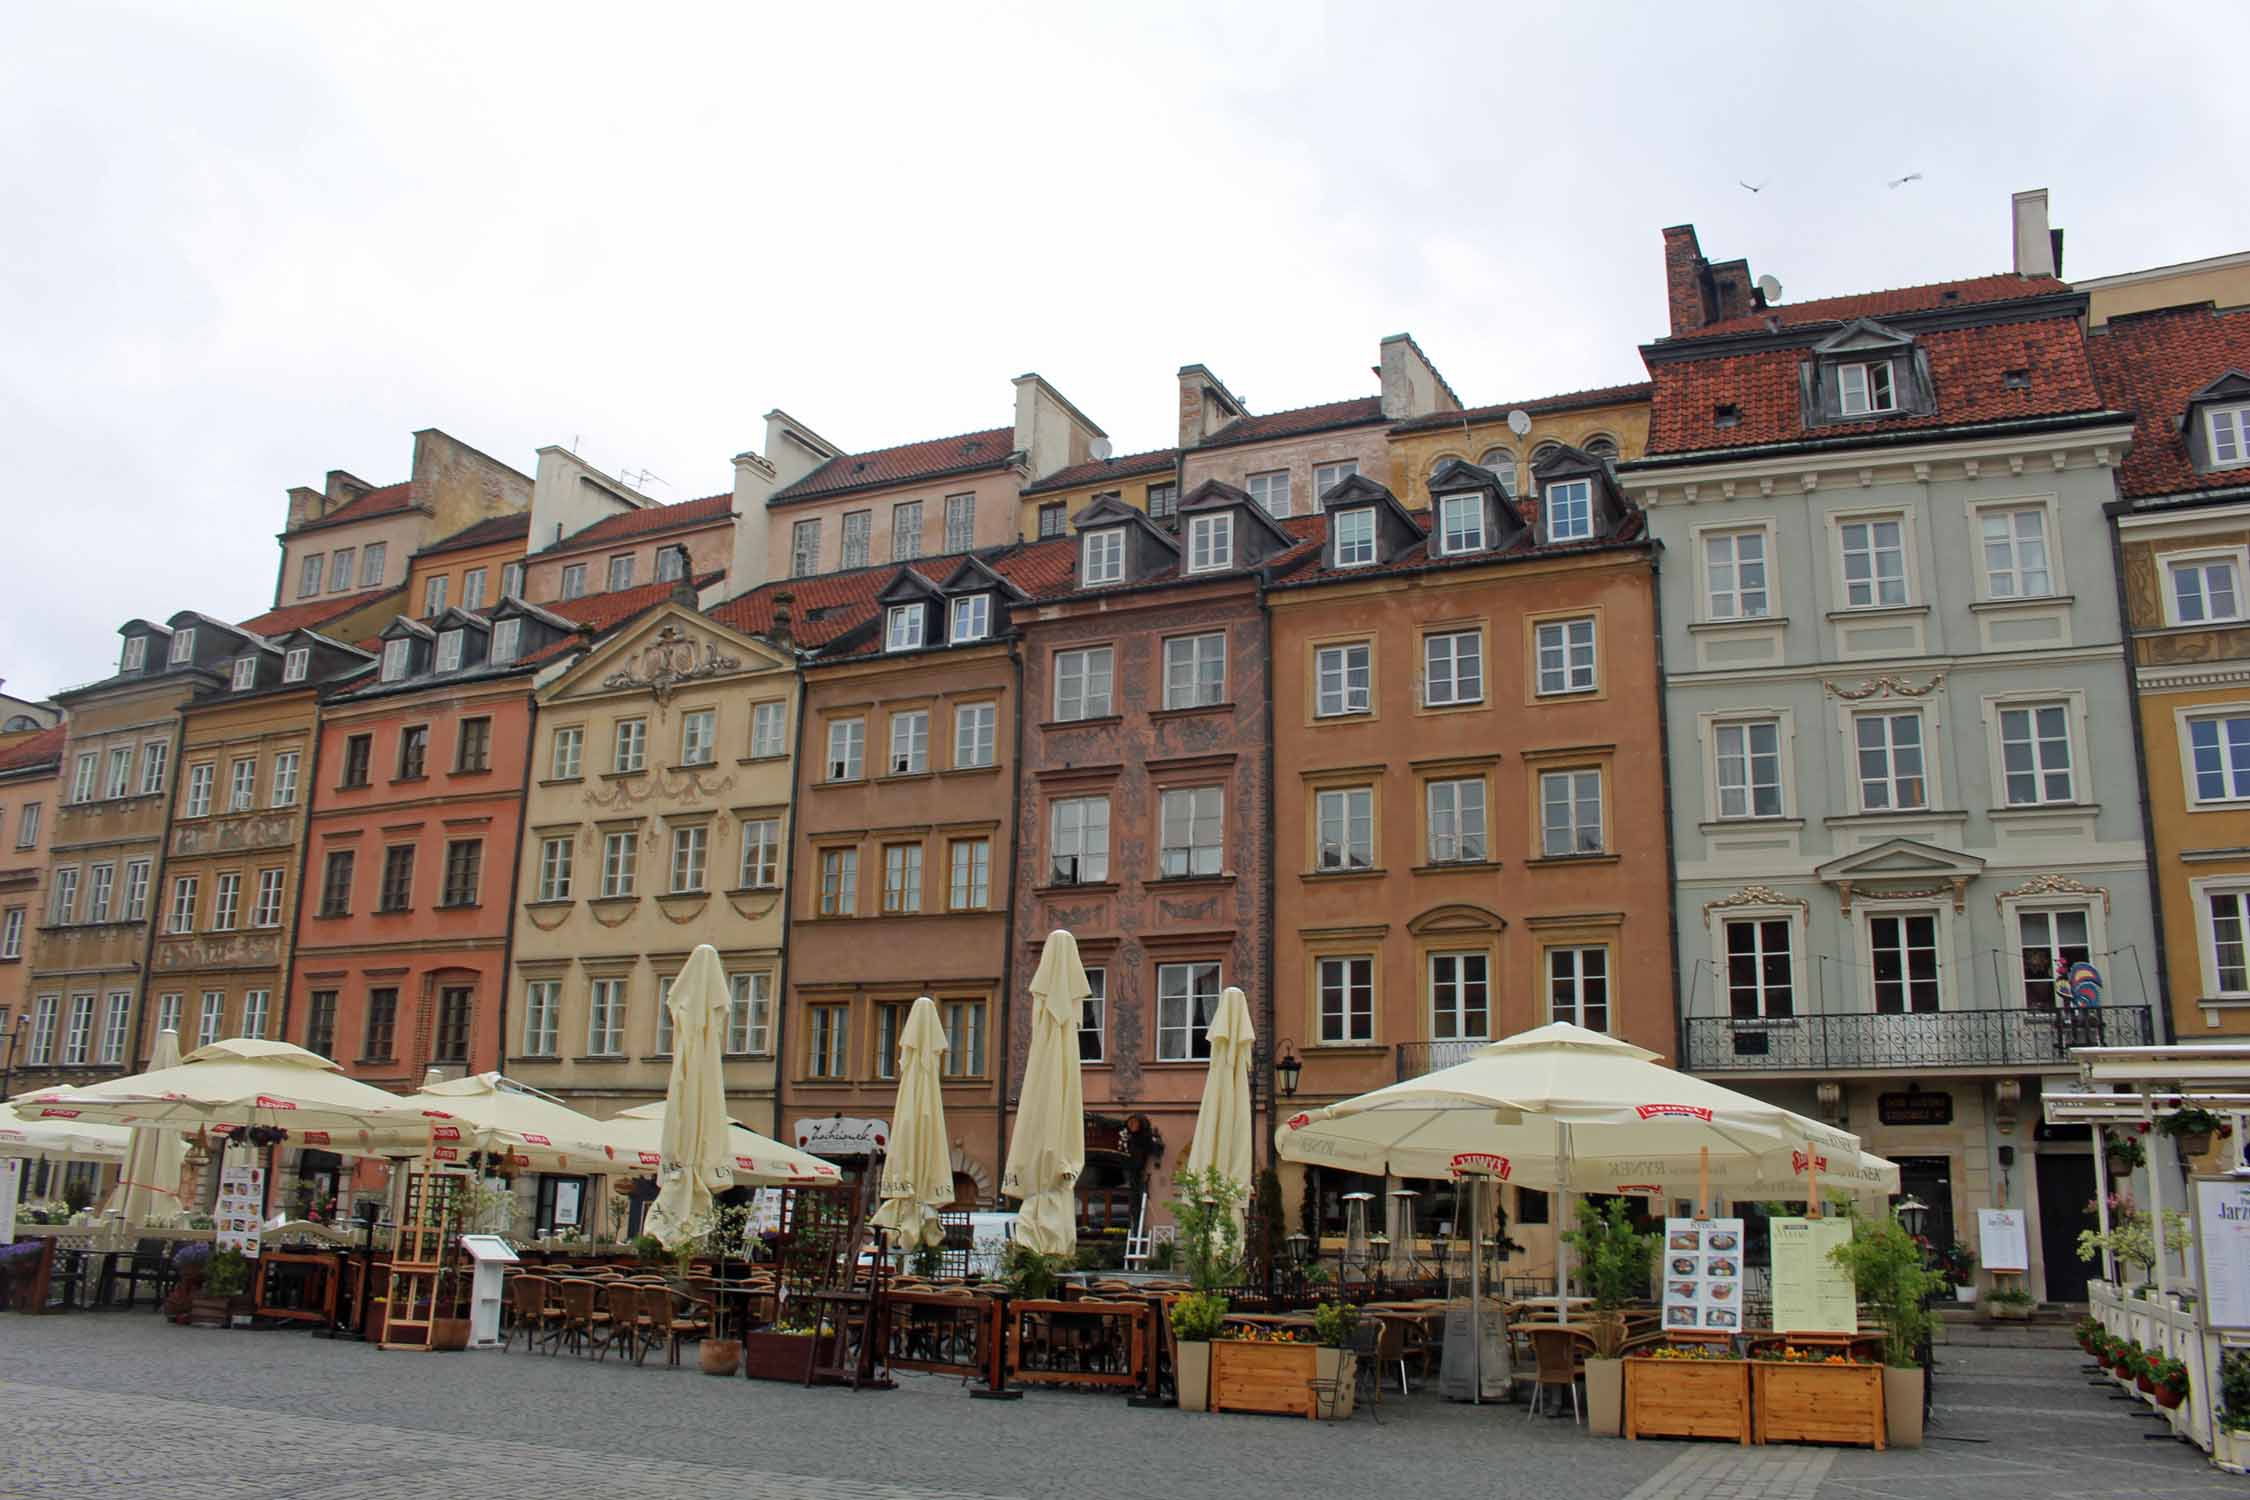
[794,1116,889,1158]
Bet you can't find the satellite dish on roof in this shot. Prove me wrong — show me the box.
[1089,437,1113,461]
[1756,274,1784,304]
[1506,409,1532,437]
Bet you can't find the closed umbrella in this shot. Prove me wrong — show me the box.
[644,945,735,1247]
[1183,985,1254,1236]
[609,1103,841,1188]
[1003,930,1087,1258]
[108,1028,188,1225]
[872,996,952,1250]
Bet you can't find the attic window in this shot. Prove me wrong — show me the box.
[950,594,991,643]
[1333,507,1376,568]
[1714,403,1742,429]
[380,638,410,683]
[1082,528,1125,586]
[1545,480,1594,543]
[1438,494,1485,555]
[169,627,196,665]
[490,618,521,665]
[230,658,257,692]
[1838,360,1897,416]
[283,647,309,684]
[121,636,146,673]
[2207,403,2250,469]
[2003,369,2032,391]
[885,604,925,652]
[1941,290,1962,302]
[436,629,464,673]
[1186,513,1234,573]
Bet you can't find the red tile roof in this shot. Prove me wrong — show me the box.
[1020,447,1181,497]
[1645,318,2106,457]
[237,587,399,639]
[1666,273,2072,342]
[1197,396,1384,449]
[287,481,416,534]
[708,565,914,651]
[417,512,530,558]
[2089,304,2250,500]
[769,428,1017,506]
[1388,382,1653,435]
[0,725,65,775]
[514,574,721,667]
[542,493,732,554]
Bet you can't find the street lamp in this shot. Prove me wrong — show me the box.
[1895,1195,1930,1240]
[1274,1041,1302,1100]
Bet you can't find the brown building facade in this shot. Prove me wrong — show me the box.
[0,725,64,1078]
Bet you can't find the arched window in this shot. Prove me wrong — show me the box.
[1528,442,1562,490]
[1584,434,1619,466]
[1477,447,1518,498]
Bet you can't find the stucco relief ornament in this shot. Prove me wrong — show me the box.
[601,624,740,706]
[523,905,573,933]
[1993,872,2111,911]
[1825,673,1945,700]
[1702,885,1808,928]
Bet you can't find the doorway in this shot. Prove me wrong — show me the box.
[1893,1156,1955,1256]
[2036,1151,2097,1303]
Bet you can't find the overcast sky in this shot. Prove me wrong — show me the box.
[3,2,2241,699]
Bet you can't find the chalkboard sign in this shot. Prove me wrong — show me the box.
[1878,1091,1954,1126]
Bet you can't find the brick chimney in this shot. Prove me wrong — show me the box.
[769,590,794,650]
[1662,225,1712,336]
[1177,364,1248,449]
[324,469,375,516]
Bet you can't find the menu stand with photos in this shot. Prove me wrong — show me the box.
[1660,1217,1747,1337]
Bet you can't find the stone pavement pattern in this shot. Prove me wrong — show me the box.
[0,1316,2239,1499]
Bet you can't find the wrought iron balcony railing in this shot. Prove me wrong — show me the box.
[1681,1005,2153,1073]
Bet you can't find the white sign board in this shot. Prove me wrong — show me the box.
[1661,1217,1746,1333]
[459,1235,519,1264]
[1976,1208,2030,1273]
[0,1158,18,1245]
[794,1116,888,1158]
[215,1163,266,1258]
[2195,1177,2250,1332]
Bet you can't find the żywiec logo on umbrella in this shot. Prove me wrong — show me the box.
[1635,1103,1714,1122]
[253,1095,297,1111]
[1792,1149,1828,1176]
[431,1125,462,1142]
[522,1134,551,1146]
[1615,1184,1662,1196]
[1448,1151,1511,1178]
[1283,1112,1313,1131]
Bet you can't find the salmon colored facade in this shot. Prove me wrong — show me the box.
[404,514,533,619]
[0,725,64,1078]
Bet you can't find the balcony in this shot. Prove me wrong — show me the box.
[1396,1040,1492,1080]
[1682,1005,2154,1075]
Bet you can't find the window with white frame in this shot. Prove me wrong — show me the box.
[1534,617,1596,695]
[122,635,147,672]
[435,629,463,672]
[1837,359,1897,416]
[270,750,299,806]
[1318,955,1374,1043]
[2210,403,2250,468]
[123,859,149,920]
[1838,518,1908,608]
[104,745,132,799]
[808,1006,849,1078]
[1187,513,1234,572]
[1054,647,1114,720]
[227,758,256,812]
[1714,720,1784,818]
[599,831,637,897]
[1548,947,1609,1031]
[1312,460,1357,504]
[613,717,647,773]
[169,627,196,665]
[1160,787,1223,877]
[230,657,257,691]
[2190,714,2250,803]
[1081,528,1124,586]
[1246,470,1290,518]
[210,872,240,931]
[462,567,488,608]
[954,702,996,768]
[551,725,583,779]
[1429,952,1489,1040]
[1048,796,1109,885]
[1078,967,1108,1061]
[300,553,324,597]
[1869,911,1941,1013]
[603,555,633,592]
[139,740,167,796]
[185,762,213,818]
[881,843,923,912]
[0,907,20,959]
[945,493,976,552]
[587,978,626,1055]
[9,802,31,849]
[2209,889,2250,995]
[1158,961,1221,1060]
[1980,507,2052,597]
[1315,786,1373,870]
[790,518,821,577]
[84,864,112,923]
[738,818,780,888]
[380,638,410,682]
[100,992,129,1063]
[2167,554,2245,625]
[841,510,870,569]
[728,972,772,1054]
[154,991,181,1039]
[1477,448,1518,497]
[240,989,270,1041]
[951,593,990,642]
[670,825,708,893]
[560,563,587,600]
[1854,711,1927,811]
[253,868,284,927]
[1724,918,1794,1017]
[424,576,448,615]
[196,990,223,1047]
[750,702,786,759]
[522,980,560,1056]
[283,646,309,682]
[70,753,96,804]
[888,710,928,775]
[1333,507,1376,566]
[1703,529,1770,619]
[1315,642,1371,717]
[818,847,857,915]
[1545,479,1593,541]
[680,708,716,766]
[1438,494,1485,555]
[1998,702,2074,805]
[2017,907,2091,1008]
[360,544,386,587]
[63,993,95,1064]
[26,995,56,1065]
[1427,777,1487,863]
[1540,768,1603,856]
[489,618,520,664]
[49,867,78,925]
[949,837,991,909]
[1423,630,1483,706]
[892,501,924,561]
[886,605,925,652]
[1146,484,1179,522]
[1164,633,1226,709]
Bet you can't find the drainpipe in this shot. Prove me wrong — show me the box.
[2105,501,2175,1044]
[996,637,1026,1198]
[494,684,536,1077]
[771,648,809,1141]
[1256,573,1277,1172]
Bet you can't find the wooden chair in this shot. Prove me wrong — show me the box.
[508,1274,564,1355]
[606,1282,656,1365]
[1525,1326,1589,1422]
[555,1278,614,1359]
[1371,1314,1415,1395]
[641,1285,697,1367]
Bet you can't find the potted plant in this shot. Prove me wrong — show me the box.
[999,1239,1067,1302]
[2073,1314,2101,1356]
[1308,1302,1361,1419]
[1984,1284,2036,1321]
[740,1312,820,1381]
[1750,1342,1887,1448]
[196,1246,253,1328]
[2148,1352,2190,1408]
[1561,1196,1657,1437]
[1624,1342,1753,1443]
[2159,1107,2223,1160]
[1938,1241,1978,1303]
[1167,1292,1228,1413]
[1162,1167,1245,1412]
[2218,1351,2250,1474]
[1209,1321,1324,1417]
[1828,1207,1941,1449]
[2103,1127,2147,1176]
[2077,1195,2159,1290]
[632,1232,667,1266]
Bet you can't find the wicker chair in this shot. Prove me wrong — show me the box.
[554,1278,614,1359]
[606,1282,656,1365]
[508,1274,564,1355]
[640,1285,700,1367]
[1525,1326,1590,1422]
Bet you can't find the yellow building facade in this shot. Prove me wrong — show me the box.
[1385,384,1652,510]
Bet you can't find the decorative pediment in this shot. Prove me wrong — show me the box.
[1991,872,2112,912]
[553,604,781,706]
[1702,885,1809,928]
[874,567,944,606]
[1815,837,1984,913]
[1405,902,1507,937]
[1811,317,1916,355]
[2189,370,2250,407]
[1427,456,1506,500]
[939,554,1030,601]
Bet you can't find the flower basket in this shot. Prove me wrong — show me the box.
[1624,1355,1752,1444]
[1752,1359,1885,1449]
[2156,1383,2186,1410]
[1208,1337,1321,1418]
[741,1329,817,1383]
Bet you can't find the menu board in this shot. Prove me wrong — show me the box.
[1769,1216,1857,1333]
[1661,1217,1746,1332]
[215,1162,266,1258]
[2195,1178,2250,1331]
[1976,1208,2030,1273]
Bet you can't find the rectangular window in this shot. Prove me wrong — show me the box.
[1164,633,1226,709]
[587,978,626,1055]
[1315,786,1374,870]
[0,907,20,959]
[283,646,309,682]
[122,636,146,672]
[551,725,583,779]
[196,991,223,1048]
[184,762,213,818]
[441,839,483,906]
[210,872,241,931]
[363,987,398,1059]
[1037,502,1065,539]
[1082,528,1125,585]
[27,994,56,1065]
[943,1000,986,1078]
[1159,786,1224,877]
[892,501,924,561]
[1726,918,1794,1018]
[1981,508,2052,598]
[1426,777,1487,864]
[1534,618,1596,695]
[613,718,647,773]
[461,567,487,610]
[1313,460,1358,503]
[12,801,36,850]
[1147,483,1179,521]
[433,987,471,1062]
[169,627,195,665]
[1187,513,1234,572]
[2169,556,2245,624]
[521,981,559,1057]
[840,510,871,569]
[398,725,428,780]
[1333,507,1376,566]
[1315,643,1371,717]
[1714,720,1783,818]
[888,711,929,775]
[1318,955,1374,1043]
[1838,359,1897,415]
[561,563,588,600]
[300,553,324,597]
[954,703,996,768]
[71,752,97,803]
[728,972,772,1054]
[825,718,864,780]
[167,875,198,934]
[341,734,372,788]
[538,835,574,901]
[1054,647,1114,721]
[680,708,716,766]
[1158,961,1221,1060]
[1998,703,2074,805]
[1705,529,1770,619]
[435,630,463,673]
[360,544,387,587]
[85,864,113,923]
[1246,470,1290,518]
[270,750,300,806]
[818,847,858,916]
[1870,912,1941,1013]
[1439,494,1485,555]
[2209,404,2250,468]
[2212,891,2250,994]
[104,746,133,799]
[1548,947,1608,1031]
[790,519,821,577]
[948,838,991,910]
[600,831,638,898]
[489,617,521,664]
[50,867,79,925]
[1079,968,1107,1061]
[424,575,448,615]
[1423,630,1483,706]
[1544,478,1593,541]
[455,717,491,773]
[739,818,780,888]
[1048,796,1109,885]
[1540,768,1604,856]
[329,548,356,591]
[750,702,786,759]
[304,990,337,1058]
[1839,518,1908,608]
[239,989,269,1041]
[320,851,354,917]
[945,493,976,552]
[2191,715,2250,803]
[669,826,708,894]
[154,991,182,1040]
[139,740,168,796]
[500,561,524,598]
[951,593,990,642]
[63,993,95,1064]
[252,868,284,928]
[1854,711,1927,811]
[1429,952,1490,1041]
[809,1005,849,1078]
[99,992,129,1064]
[869,1001,898,1079]
[606,554,633,592]
[379,845,415,911]
[2018,907,2091,1009]
[882,843,924,912]
[885,605,925,653]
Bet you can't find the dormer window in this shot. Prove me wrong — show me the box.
[1082,529,1125,586]
[283,647,309,683]
[230,658,257,691]
[656,545,687,582]
[490,618,521,665]
[1187,513,1233,573]
[169,628,196,665]
[950,594,991,642]
[1438,494,1485,555]
[380,638,410,683]
[436,629,464,672]
[1837,359,1897,416]
[2210,403,2250,469]
[886,605,925,652]
[1545,480,1594,543]
[121,636,146,673]
[1333,508,1376,567]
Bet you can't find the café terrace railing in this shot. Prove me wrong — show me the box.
[1678,1004,2153,1073]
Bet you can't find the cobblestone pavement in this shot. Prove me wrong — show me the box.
[0,1316,2237,1499]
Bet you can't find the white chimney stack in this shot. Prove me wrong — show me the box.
[2012,188,2056,279]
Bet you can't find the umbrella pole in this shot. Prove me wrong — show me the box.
[1469,1175,1483,1406]
[1557,1125,1571,1328]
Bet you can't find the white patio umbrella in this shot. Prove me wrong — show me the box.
[1003,930,1088,1258]
[108,1028,188,1226]
[1183,985,1255,1237]
[14,1037,424,1138]
[0,1100,132,1160]
[644,945,736,1246]
[872,996,952,1250]
[365,1072,618,1176]
[609,1103,842,1187]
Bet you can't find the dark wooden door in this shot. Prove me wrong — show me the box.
[1894,1156,1955,1257]
[2036,1151,2097,1303]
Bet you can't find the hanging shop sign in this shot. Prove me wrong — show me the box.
[795,1116,889,1158]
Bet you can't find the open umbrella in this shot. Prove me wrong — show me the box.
[644,946,735,1246]
[107,1028,188,1226]
[1183,985,1255,1237]
[873,996,952,1250]
[15,1037,423,1138]
[366,1072,618,1175]
[0,1099,132,1160]
[609,1103,841,1188]
[1003,930,1087,1258]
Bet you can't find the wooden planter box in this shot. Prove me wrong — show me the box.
[2,1236,56,1314]
[1752,1361,1885,1449]
[1210,1340,1321,1418]
[740,1330,817,1382]
[1624,1358,1751,1444]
